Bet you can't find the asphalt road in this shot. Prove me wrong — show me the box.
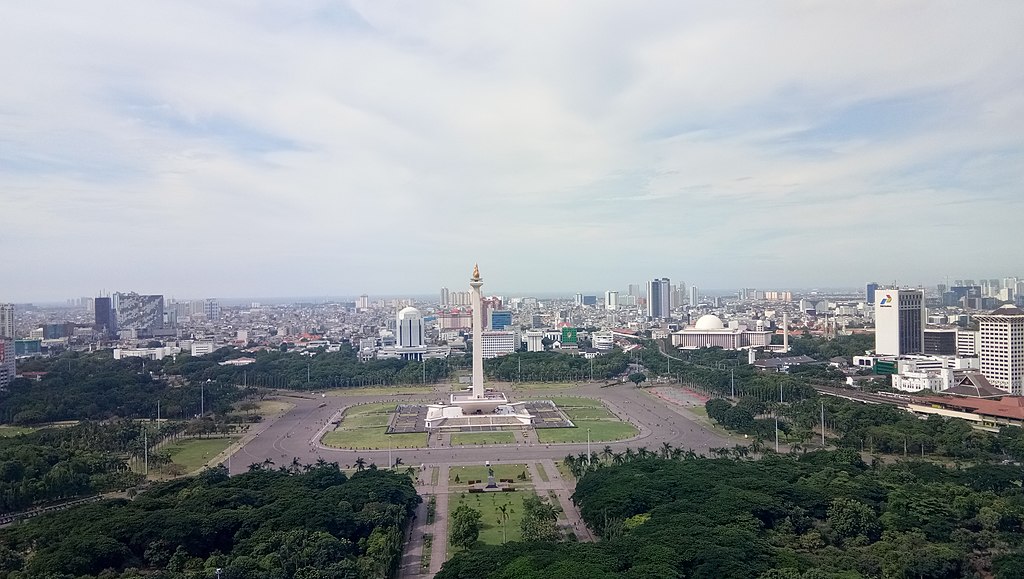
[227,382,738,474]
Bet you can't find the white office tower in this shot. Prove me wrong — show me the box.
[647,278,671,318]
[873,289,924,356]
[0,338,14,390]
[0,304,14,339]
[975,305,1024,395]
[689,286,699,307]
[605,290,619,311]
[397,307,425,348]
[440,287,450,307]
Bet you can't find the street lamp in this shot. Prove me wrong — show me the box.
[587,428,591,466]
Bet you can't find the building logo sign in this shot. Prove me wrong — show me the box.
[879,294,893,307]
[561,327,578,344]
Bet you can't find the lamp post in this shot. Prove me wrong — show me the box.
[587,428,591,466]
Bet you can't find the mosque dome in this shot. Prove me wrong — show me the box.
[694,314,725,331]
[397,306,422,320]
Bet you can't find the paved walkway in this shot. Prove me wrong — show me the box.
[428,465,451,576]
[537,459,594,541]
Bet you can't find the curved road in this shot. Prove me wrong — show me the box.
[227,382,738,474]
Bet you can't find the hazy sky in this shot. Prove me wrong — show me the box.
[2,2,1023,301]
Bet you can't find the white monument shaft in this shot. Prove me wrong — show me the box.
[470,268,485,399]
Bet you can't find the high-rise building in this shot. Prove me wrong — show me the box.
[628,284,643,298]
[0,304,14,339]
[574,293,584,306]
[0,338,14,390]
[689,285,699,307]
[396,306,426,358]
[866,282,880,304]
[356,295,370,309]
[114,292,164,333]
[204,298,221,322]
[874,289,924,356]
[975,304,1024,395]
[647,278,670,319]
[604,290,618,311]
[440,287,450,307]
[94,297,116,337]
[490,310,513,330]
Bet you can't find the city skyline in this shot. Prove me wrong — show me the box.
[2,3,1023,301]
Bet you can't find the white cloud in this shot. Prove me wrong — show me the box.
[1,1,1023,300]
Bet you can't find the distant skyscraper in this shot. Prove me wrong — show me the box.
[440,287,450,307]
[396,306,425,349]
[0,338,14,390]
[646,278,670,319]
[0,304,14,339]
[114,292,164,332]
[490,310,513,330]
[94,297,115,337]
[874,289,924,356]
[628,284,643,298]
[689,285,699,307]
[975,304,1024,395]
[574,293,584,306]
[604,290,618,311]
[356,295,370,309]
[204,298,221,322]
[866,282,880,304]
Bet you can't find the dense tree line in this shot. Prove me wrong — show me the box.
[162,344,451,389]
[0,422,154,513]
[437,452,1024,578]
[1,352,242,425]
[483,351,630,382]
[0,465,419,578]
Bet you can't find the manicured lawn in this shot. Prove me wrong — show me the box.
[450,432,516,446]
[449,463,530,486]
[324,386,435,396]
[512,382,578,390]
[547,396,606,408]
[163,437,239,472]
[244,399,294,418]
[564,407,616,420]
[536,420,638,443]
[320,402,427,449]
[322,429,426,450]
[449,491,537,547]
[536,463,550,482]
[0,425,38,437]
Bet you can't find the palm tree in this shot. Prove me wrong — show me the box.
[248,462,262,472]
[262,458,275,469]
[602,445,614,463]
[497,504,510,544]
[612,452,625,465]
[393,457,404,468]
[354,457,366,471]
[637,446,650,459]
[590,452,600,468]
[624,447,636,462]
[660,442,673,459]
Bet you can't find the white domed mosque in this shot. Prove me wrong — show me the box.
[671,313,773,350]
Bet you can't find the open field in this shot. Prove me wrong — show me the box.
[449,463,530,486]
[323,385,435,396]
[511,382,578,390]
[562,407,616,420]
[235,399,294,418]
[537,420,637,443]
[450,432,516,446]
[0,425,38,437]
[163,437,239,472]
[320,402,427,449]
[449,490,536,548]
[546,396,606,408]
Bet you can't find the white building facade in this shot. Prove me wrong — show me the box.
[976,305,1024,395]
[874,289,924,356]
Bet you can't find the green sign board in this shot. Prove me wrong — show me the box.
[561,327,578,344]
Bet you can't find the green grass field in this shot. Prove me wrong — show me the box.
[450,432,516,446]
[537,420,637,443]
[562,407,616,420]
[320,403,427,449]
[547,396,606,408]
[449,463,530,485]
[535,463,550,482]
[163,437,239,472]
[511,382,578,390]
[324,386,435,396]
[0,425,38,437]
[450,491,536,547]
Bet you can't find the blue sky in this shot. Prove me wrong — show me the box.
[1,1,1023,301]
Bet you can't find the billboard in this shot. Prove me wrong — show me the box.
[561,327,578,344]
